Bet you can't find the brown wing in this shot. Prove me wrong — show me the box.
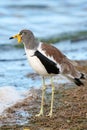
[41,43,80,78]
[41,43,65,64]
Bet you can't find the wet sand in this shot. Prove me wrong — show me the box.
[0,60,87,130]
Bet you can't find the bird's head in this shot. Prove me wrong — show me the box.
[9,29,34,44]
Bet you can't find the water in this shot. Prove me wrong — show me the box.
[0,0,87,115]
[0,0,87,44]
[55,40,87,60]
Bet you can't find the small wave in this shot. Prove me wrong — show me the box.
[0,58,26,62]
[0,86,24,115]
[6,5,48,9]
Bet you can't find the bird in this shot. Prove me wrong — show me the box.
[9,29,86,117]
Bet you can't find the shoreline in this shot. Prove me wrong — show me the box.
[0,60,87,130]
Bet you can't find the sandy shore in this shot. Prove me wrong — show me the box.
[0,60,87,130]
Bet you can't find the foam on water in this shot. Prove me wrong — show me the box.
[0,86,24,115]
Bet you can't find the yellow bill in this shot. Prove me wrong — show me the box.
[9,34,22,43]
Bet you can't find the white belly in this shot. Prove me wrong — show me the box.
[25,49,48,76]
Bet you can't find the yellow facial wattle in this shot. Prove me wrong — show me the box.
[11,34,22,43]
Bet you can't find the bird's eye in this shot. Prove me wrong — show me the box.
[23,32,27,35]
[20,32,26,37]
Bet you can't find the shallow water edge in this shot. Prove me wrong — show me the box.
[0,60,87,130]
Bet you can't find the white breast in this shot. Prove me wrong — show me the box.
[25,48,49,76]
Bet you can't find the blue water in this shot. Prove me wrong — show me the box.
[0,0,87,115]
[0,0,87,44]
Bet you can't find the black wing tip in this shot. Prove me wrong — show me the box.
[80,73,85,79]
[74,78,84,86]
[34,51,60,74]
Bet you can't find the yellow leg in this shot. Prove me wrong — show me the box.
[35,77,46,117]
[48,77,55,117]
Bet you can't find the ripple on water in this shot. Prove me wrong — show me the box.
[0,0,87,43]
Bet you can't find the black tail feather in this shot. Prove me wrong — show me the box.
[80,73,85,79]
[74,78,84,86]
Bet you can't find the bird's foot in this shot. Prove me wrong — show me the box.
[46,111,52,118]
[35,109,43,117]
